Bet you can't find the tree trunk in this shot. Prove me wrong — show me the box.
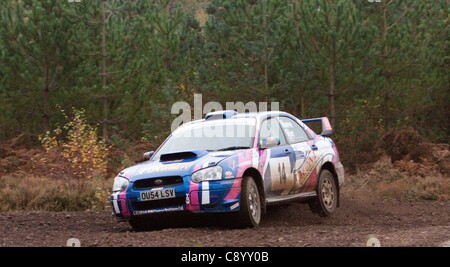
[101,0,108,142]
[42,61,50,133]
[296,91,305,119]
[293,0,303,118]
[327,4,338,127]
[382,1,392,129]
[328,8,337,127]
[262,0,269,102]
[328,53,336,127]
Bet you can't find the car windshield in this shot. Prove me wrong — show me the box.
[153,118,256,158]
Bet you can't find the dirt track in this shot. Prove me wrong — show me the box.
[0,197,449,247]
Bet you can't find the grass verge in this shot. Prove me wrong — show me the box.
[344,156,450,201]
[0,175,111,212]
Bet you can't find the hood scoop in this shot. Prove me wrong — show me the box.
[160,150,208,162]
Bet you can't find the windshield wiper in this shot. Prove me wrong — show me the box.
[216,146,250,151]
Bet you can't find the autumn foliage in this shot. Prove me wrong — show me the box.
[40,109,110,193]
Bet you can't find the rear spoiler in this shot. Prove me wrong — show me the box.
[301,117,333,136]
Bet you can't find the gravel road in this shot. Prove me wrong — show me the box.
[1,197,449,247]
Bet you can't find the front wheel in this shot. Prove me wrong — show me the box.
[236,176,262,228]
[309,170,338,217]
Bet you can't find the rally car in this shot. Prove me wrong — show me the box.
[111,110,344,230]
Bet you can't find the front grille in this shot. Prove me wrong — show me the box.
[133,176,183,189]
[131,197,185,211]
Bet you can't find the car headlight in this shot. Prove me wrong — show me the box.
[191,166,222,183]
[112,176,129,192]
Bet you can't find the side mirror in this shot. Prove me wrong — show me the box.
[260,136,280,149]
[143,151,154,160]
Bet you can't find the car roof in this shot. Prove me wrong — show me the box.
[181,111,294,127]
[233,111,291,119]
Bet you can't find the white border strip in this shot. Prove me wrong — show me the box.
[201,181,210,205]
[113,192,120,214]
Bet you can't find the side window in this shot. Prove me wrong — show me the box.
[259,118,287,146]
[277,117,310,144]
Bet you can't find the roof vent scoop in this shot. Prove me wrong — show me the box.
[205,110,237,120]
[160,150,208,162]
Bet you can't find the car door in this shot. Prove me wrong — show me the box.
[259,117,295,197]
[276,116,315,194]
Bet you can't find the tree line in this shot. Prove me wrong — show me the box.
[0,0,448,165]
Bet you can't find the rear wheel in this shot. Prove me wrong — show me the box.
[236,176,261,228]
[309,170,337,217]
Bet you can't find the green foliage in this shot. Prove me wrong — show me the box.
[0,0,448,167]
[0,0,84,135]
[202,0,295,103]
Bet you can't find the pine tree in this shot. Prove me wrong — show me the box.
[295,0,375,127]
[0,0,79,134]
[203,0,294,103]
[360,0,449,132]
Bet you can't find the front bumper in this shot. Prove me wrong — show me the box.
[111,177,241,219]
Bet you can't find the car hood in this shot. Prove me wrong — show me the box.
[118,150,242,182]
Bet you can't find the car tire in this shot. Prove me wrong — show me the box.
[308,169,337,217]
[236,176,262,228]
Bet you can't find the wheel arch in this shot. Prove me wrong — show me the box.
[320,161,340,207]
[242,167,266,214]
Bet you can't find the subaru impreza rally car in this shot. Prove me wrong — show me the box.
[111,110,344,230]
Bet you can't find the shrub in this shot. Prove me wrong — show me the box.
[40,108,110,193]
[344,156,450,201]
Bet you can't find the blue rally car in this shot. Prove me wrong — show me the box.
[111,111,344,230]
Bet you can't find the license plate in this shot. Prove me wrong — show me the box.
[140,188,175,202]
